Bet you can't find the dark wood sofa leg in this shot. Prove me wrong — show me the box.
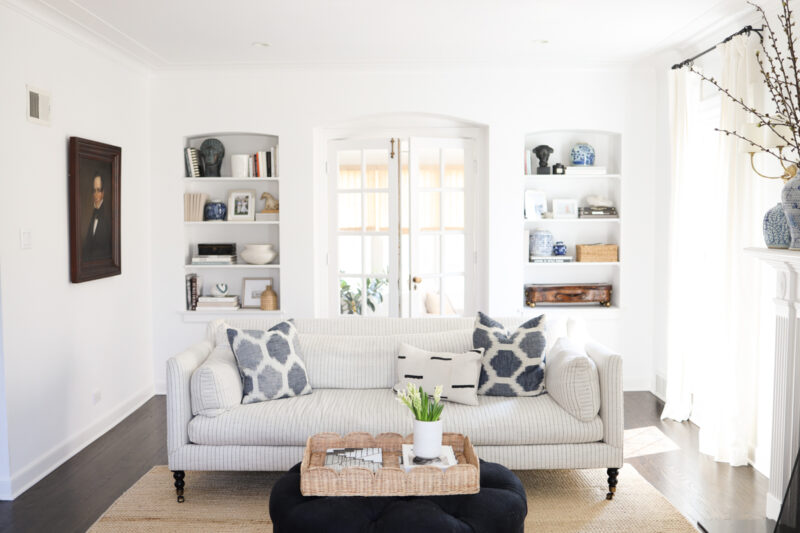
[606,467,618,500]
[173,470,185,503]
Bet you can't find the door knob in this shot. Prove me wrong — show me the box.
[412,276,422,283]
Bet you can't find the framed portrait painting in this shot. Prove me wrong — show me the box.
[68,137,121,283]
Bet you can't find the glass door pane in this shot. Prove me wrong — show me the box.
[408,138,473,317]
[329,138,399,317]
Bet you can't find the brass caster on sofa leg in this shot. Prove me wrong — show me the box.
[173,470,185,503]
[606,467,618,500]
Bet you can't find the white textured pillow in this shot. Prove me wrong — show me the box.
[299,330,473,389]
[545,337,600,422]
[394,343,484,406]
[190,344,243,417]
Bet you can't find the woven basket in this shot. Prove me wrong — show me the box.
[576,244,618,262]
[300,432,480,497]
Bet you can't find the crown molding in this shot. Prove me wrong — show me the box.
[0,0,153,75]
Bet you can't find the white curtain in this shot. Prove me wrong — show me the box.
[660,67,698,422]
[662,35,767,466]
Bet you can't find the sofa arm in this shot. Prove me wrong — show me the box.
[167,340,213,455]
[585,340,623,450]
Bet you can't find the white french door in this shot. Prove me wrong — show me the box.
[328,137,475,317]
[406,138,475,317]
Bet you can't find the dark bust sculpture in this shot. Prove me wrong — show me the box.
[533,145,554,174]
[199,138,225,177]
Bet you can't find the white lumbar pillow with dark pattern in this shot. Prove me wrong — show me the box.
[394,343,484,406]
[226,320,312,404]
[473,311,547,396]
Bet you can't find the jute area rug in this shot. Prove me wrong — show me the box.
[89,463,697,533]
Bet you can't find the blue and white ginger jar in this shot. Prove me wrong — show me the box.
[764,203,790,249]
[570,143,596,166]
[553,241,567,256]
[204,200,227,221]
[782,176,800,250]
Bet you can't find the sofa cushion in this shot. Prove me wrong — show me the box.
[226,321,312,404]
[394,343,483,406]
[545,338,600,422]
[190,344,243,417]
[187,388,603,447]
[473,312,547,397]
[298,330,473,389]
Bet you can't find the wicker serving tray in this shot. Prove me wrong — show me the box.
[299,432,480,497]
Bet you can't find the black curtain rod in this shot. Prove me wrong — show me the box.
[671,25,763,70]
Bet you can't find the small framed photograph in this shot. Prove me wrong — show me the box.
[227,189,256,221]
[552,198,579,219]
[241,277,273,308]
[524,190,547,220]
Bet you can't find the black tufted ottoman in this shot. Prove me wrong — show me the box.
[269,460,527,533]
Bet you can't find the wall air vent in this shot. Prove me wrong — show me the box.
[26,85,51,126]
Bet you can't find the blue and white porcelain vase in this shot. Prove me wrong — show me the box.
[553,241,567,256]
[530,229,554,257]
[782,176,800,250]
[764,203,791,249]
[204,200,227,221]
[570,143,596,166]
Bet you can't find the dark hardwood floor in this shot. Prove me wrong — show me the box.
[0,392,772,532]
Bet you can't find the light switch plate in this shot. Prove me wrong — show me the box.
[19,229,32,249]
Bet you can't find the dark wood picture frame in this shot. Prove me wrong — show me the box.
[68,137,121,283]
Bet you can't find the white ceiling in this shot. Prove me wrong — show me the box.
[35,0,753,68]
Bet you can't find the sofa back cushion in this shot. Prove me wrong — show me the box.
[190,344,243,417]
[300,330,473,389]
[545,337,600,422]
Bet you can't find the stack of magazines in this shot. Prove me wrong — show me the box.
[191,255,236,265]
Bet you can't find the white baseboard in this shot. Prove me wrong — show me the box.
[1,384,154,500]
[767,492,782,520]
[154,379,166,395]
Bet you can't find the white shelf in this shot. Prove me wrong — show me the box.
[185,264,280,269]
[524,218,620,224]
[524,174,620,180]
[181,309,284,323]
[522,305,621,319]
[184,221,279,225]
[184,177,280,182]
[526,261,619,267]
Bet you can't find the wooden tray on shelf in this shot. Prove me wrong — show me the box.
[299,432,479,497]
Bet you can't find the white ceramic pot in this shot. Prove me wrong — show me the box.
[240,244,276,265]
[413,419,443,459]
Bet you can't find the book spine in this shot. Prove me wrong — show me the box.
[273,146,278,177]
[190,276,198,310]
[266,150,273,178]
[185,274,192,310]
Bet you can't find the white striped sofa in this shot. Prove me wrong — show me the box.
[166,317,623,502]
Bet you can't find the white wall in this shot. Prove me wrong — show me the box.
[150,65,659,392]
[0,1,154,498]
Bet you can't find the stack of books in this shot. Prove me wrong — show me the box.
[579,206,618,218]
[252,148,277,177]
[565,166,607,175]
[400,445,457,472]
[191,255,236,265]
[530,256,574,263]
[195,296,240,311]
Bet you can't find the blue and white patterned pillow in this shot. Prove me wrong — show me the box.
[473,311,547,397]
[226,320,312,404]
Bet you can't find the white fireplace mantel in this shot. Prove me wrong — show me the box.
[746,247,800,519]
